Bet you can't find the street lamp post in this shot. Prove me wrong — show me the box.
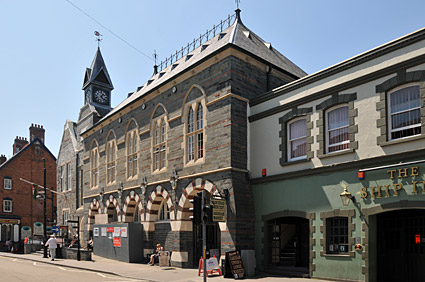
[43,158,48,258]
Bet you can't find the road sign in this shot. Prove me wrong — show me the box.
[211,198,226,222]
[51,226,59,234]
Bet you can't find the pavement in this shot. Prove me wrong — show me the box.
[0,251,330,282]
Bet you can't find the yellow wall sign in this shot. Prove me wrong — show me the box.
[211,198,226,222]
[360,166,425,199]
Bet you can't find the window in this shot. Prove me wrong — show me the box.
[326,217,348,254]
[127,131,138,178]
[63,210,69,225]
[388,85,421,140]
[326,105,349,153]
[3,177,12,190]
[158,200,170,221]
[153,118,167,171]
[3,199,12,213]
[186,103,204,163]
[106,140,116,183]
[60,166,65,192]
[66,163,71,191]
[90,148,99,188]
[287,118,307,161]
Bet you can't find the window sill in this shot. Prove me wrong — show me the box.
[155,220,171,224]
[317,148,354,159]
[280,158,309,167]
[321,251,355,257]
[184,158,205,168]
[380,134,425,147]
[152,167,167,175]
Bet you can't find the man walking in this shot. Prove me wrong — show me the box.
[45,235,57,261]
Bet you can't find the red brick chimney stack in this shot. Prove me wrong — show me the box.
[13,136,28,155]
[0,154,6,165]
[29,123,45,143]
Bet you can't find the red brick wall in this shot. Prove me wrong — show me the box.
[0,142,56,230]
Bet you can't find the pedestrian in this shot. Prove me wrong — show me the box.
[5,239,11,252]
[45,235,57,261]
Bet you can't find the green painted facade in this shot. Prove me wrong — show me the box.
[253,159,425,281]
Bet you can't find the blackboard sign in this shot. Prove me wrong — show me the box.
[224,250,245,279]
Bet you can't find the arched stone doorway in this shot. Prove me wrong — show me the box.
[88,199,100,236]
[104,195,120,223]
[122,191,143,222]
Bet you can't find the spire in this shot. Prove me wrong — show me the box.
[235,8,242,24]
[82,47,114,90]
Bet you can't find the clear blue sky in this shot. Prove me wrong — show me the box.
[1,0,424,158]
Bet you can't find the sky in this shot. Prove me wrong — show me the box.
[1,0,425,158]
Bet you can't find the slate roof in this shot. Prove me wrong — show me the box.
[82,47,114,90]
[97,9,306,124]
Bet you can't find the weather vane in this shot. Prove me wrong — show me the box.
[153,49,158,65]
[235,0,240,9]
[94,31,103,47]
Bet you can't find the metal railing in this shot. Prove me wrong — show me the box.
[157,13,236,72]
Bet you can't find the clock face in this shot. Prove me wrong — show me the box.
[94,90,108,104]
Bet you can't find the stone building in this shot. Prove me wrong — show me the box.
[249,27,425,281]
[56,9,305,267]
[0,124,56,250]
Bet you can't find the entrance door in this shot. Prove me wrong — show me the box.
[193,222,220,265]
[267,217,309,272]
[377,209,425,282]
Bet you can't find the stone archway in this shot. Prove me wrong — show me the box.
[104,195,120,222]
[122,190,144,222]
[145,186,174,222]
[88,198,100,231]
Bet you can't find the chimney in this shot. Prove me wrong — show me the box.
[29,123,45,143]
[0,154,6,165]
[13,136,28,154]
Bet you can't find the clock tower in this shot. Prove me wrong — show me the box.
[82,47,114,117]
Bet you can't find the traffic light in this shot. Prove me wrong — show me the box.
[203,204,213,223]
[32,184,37,200]
[189,196,202,224]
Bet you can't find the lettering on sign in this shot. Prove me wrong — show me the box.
[360,166,425,199]
[211,198,226,222]
[224,250,245,279]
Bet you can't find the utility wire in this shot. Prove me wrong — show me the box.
[65,0,153,61]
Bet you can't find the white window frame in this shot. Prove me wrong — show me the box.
[3,178,12,190]
[106,140,116,184]
[186,102,205,164]
[90,148,99,188]
[152,118,167,172]
[387,83,421,141]
[287,117,307,161]
[326,105,350,154]
[3,199,12,213]
[126,130,138,178]
[62,210,69,225]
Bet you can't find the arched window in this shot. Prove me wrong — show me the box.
[153,118,167,171]
[126,131,138,178]
[106,140,116,184]
[158,200,170,221]
[186,103,204,163]
[90,147,99,188]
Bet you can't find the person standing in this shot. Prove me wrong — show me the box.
[45,235,57,261]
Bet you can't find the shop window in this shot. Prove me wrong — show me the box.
[287,117,307,161]
[326,217,348,254]
[152,118,167,172]
[387,85,421,140]
[326,105,350,153]
[90,147,99,188]
[126,130,138,178]
[3,199,12,213]
[158,200,170,221]
[3,177,12,190]
[186,103,204,163]
[106,140,116,184]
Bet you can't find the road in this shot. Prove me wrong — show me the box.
[0,256,144,282]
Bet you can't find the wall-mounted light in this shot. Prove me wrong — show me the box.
[340,186,356,206]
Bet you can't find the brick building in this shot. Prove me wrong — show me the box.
[57,9,305,267]
[0,124,56,251]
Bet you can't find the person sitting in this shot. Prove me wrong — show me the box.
[148,243,163,265]
[69,235,78,248]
